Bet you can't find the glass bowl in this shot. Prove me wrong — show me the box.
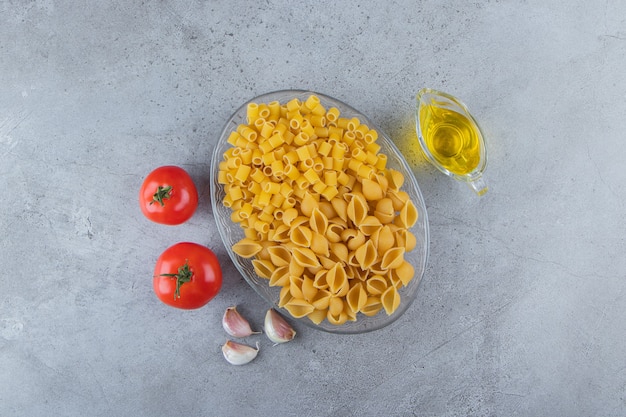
[210,90,429,334]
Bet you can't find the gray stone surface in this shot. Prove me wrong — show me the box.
[1,1,625,416]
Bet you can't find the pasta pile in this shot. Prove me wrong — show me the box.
[217,94,419,326]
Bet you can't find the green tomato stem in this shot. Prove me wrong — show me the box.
[160,261,193,299]
[150,185,173,206]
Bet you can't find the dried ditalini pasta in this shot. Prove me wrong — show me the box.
[218,94,421,325]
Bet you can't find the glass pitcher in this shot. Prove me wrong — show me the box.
[415,88,488,196]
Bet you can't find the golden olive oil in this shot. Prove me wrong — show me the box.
[419,104,481,176]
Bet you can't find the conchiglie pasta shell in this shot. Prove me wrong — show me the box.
[344,229,366,251]
[374,198,395,225]
[301,276,318,302]
[310,232,330,257]
[330,198,348,222]
[381,247,405,270]
[307,309,328,325]
[372,225,396,256]
[328,296,345,316]
[329,242,349,264]
[284,298,315,318]
[326,263,349,297]
[395,229,417,252]
[346,193,368,226]
[309,207,329,234]
[365,274,388,295]
[361,178,384,201]
[346,282,368,314]
[291,225,313,247]
[354,240,378,270]
[325,223,344,243]
[300,192,319,217]
[267,245,292,267]
[269,224,291,242]
[278,286,292,308]
[310,289,332,310]
[252,259,275,279]
[381,286,401,315]
[291,247,321,269]
[386,169,405,190]
[358,215,382,236]
[361,296,383,317]
[232,238,263,258]
[289,275,305,299]
[288,257,305,277]
[388,189,410,211]
[392,260,415,287]
[269,265,290,287]
[313,269,329,290]
[396,200,418,229]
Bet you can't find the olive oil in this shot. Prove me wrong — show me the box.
[418,104,481,176]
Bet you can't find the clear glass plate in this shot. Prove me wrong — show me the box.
[210,90,429,334]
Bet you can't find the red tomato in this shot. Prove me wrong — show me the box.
[153,242,223,309]
[139,166,198,225]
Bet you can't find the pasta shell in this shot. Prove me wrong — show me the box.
[278,286,293,308]
[252,259,275,279]
[395,229,417,252]
[292,247,321,268]
[326,263,349,297]
[267,245,292,267]
[317,201,337,221]
[291,225,313,247]
[325,223,344,243]
[396,200,418,229]
[386,169,405,191]
[310,232,330,257]
[301,275,318,302]
[361,178,384,201]
[391,260,415,287]
[361,296,383,317]
[328,296,345,317]
[288,257,305,277]
[381,285,401,315]
[232,238,263,258]
[284,298,315,318]
[328,242,348,264]
[372,225,396,256]
[330,198,348,222]
[345,230,366,251]
[310,289,332,310]
[358,215,382,236]
[289,275,305,299]
[346,282,368,314]
[374,198,395,225]
[354,240,377,270]
[380,247,405,270]
[346,193,368,227]
[300,192,319,217]
[269,265,290,287]
[365,274,388,295]
[307,309,328,325]
[313,269,329,290]
[309,207,329,234]
[269,224,291,242]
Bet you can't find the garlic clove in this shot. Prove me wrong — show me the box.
[264,308,296,344]
[222,306,260,338]
[222,340,259,365]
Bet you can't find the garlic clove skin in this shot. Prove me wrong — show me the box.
[222,340,259,365]
[222,306,260,338]
[264,308,296,344]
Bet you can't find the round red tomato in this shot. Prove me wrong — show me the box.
[139,166,198,225]
[153,242,223,309]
